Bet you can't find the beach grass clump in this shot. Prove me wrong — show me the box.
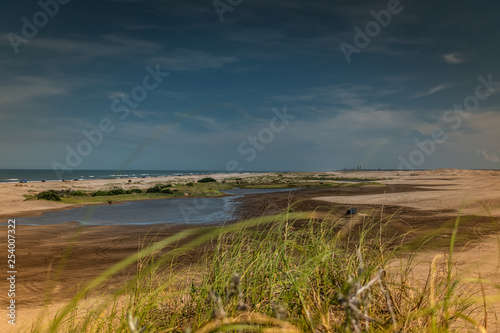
[37,209,491,333]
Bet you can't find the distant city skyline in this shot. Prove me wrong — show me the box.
[1,0,500,172]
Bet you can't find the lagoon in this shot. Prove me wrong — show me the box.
[16,188,300,226]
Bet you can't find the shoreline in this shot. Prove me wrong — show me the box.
[0,172,272,221]
[1,169,500,222]
[2,168,500,222]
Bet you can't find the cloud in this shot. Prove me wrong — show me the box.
[271,84,431,135]
[29,35,163,62]
[412,83,454,98]
[442,53,467,64]
[172,112,218,128]
[130,110,160,119]
[0,76,67,106]
[475,149,500,163]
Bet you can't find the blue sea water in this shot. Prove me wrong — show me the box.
[0,169,227,183]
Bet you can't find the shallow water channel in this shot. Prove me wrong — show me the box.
[16,188,300,226]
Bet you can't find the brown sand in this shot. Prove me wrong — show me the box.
[0,169,499,331]
[314,169,500,216]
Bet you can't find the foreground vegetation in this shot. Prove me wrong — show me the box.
[29,209,495,332]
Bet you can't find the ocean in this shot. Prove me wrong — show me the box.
[0,169,227,183]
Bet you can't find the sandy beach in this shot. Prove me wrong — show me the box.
[1,169,500,331]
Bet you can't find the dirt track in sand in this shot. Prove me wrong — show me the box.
[0,169,500,331]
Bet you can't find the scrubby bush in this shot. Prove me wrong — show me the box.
[197,177,217,183]
[130,189,143,194]
[146,184,173,194]
[108,187,126,195]
[36,190,61,201]
[146,185,162,193]
[91,187,131,196]
[69,190,87,196]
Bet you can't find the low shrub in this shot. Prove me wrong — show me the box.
[146,184,173,194]
[36,190,61,201]
[146,185,162,193]
[108,187,126,195]
[69,190,87,196]
[197,177,217,183]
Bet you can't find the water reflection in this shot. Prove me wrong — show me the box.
[16,187,301,226]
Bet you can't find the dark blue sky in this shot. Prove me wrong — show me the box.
[1,0,500,171]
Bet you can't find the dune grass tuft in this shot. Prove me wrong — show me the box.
[30,208,496,332]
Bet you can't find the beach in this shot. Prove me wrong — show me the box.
[1,169,500,331]
[0,172,266,219]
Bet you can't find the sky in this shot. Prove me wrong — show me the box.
[1,0,500,172]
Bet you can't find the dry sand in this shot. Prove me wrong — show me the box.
[315,169,500,216]
[0,169,499,331]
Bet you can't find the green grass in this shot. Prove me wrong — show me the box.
[31,182,235,205]
[59,193,179,204]
[30,208,494,332]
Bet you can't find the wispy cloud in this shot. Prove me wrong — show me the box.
[28,35,163,63]
[0,76,67,106]
[412,83,454,98]
[475,149,500,163]
[442,53,467,64]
